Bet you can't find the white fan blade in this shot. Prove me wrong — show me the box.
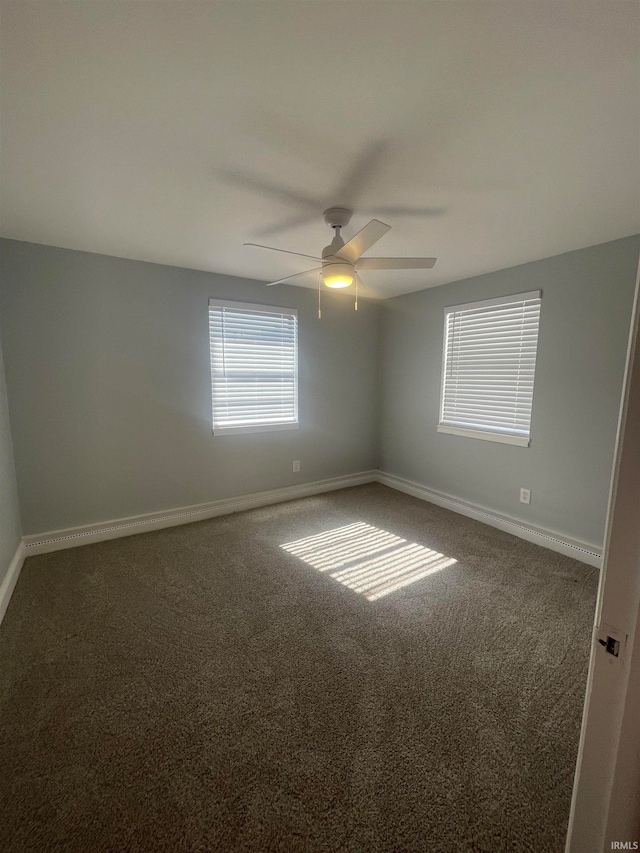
[266,267,321,286]
[356,257,437,270]
[245,243,322,262]
[336,219,391,262]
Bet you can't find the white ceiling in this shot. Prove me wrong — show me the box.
[1,1,639,299]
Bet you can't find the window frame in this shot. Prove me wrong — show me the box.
[437,290,541,448]
[208,298,299,437]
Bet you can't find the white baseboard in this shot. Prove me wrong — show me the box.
[20,468,603,568]
[0,541,26,626]
[23,470,378,555]
[376,470,603,568]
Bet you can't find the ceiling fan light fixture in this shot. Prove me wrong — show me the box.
[322,262,354,289]
[249,208,438,291]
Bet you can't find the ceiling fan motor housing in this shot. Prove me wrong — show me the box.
[322,208,352,260]
[322,234,345,257]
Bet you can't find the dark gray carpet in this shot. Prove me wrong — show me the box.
[0,483,598,852]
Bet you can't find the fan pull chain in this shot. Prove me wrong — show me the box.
[355,273,358,311]
[318,273,322,319]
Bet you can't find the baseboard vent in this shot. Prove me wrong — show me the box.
[23,471,378,555]
[427,493,600,558]
[376,471,602,568]
[31,499,282,548]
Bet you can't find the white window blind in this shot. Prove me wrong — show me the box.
[439,291,541,447]
[208,300,298,434]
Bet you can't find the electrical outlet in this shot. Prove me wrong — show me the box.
[520,488,531,504]
[293,460,300,473]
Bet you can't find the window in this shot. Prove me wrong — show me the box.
[438,290,541,447]
[208,299,298,435]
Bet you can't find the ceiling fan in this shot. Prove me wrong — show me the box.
[245,207,437,297]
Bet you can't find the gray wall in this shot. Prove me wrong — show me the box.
[0,314,22,583]
[379,236,640,549]
[2,236,637,548]
[0,240,380,535]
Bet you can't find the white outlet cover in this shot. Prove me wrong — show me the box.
[520,488,531,504]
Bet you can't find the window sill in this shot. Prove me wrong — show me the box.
[213,422,299,437]
[437,424,530,447]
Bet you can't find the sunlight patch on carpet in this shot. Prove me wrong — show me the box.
[281,522,457,601]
